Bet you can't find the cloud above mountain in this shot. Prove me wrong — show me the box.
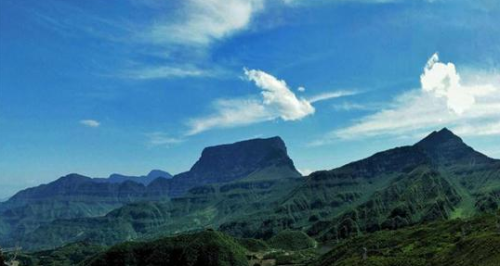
[312,53,500,144]
[187,69,354,135]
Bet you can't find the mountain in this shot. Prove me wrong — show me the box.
[167,136,301,197]
[0,174,162,245]
[3,129,499,253]
[95,170,172,186]
[415,128,494,166]
[0,136,301,250]
[219,128,499,240]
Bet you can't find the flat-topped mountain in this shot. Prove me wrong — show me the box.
[167,136,301,197]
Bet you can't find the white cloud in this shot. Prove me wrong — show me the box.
[146,132,184,147]
[298,86,306,92]
[80,119,100,128]
[187,99,273,135]
[123,65,212,79]
[187,69,353,135]
[245,69,315,121]
[144,0,264,46]
[332,102,382,111]
[420,53,475,114]
[312,54,500,144]
[308,91,357,103]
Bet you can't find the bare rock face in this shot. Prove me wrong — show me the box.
[167,136,301,197]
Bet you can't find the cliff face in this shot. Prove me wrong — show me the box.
[168,136,301,197]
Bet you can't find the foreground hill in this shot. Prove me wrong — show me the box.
[82,230,248,266]
[6,213,500,266]
[313,211,500,266]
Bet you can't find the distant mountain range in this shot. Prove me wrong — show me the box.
[0,136,301,249]
[93,170,172,185]
[0,129,499,256]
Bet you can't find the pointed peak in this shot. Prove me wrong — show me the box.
[416,128,463,148]
[415,128,492,165]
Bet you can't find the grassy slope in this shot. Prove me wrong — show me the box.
[313,212,500,266]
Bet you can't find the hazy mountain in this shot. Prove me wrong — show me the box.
[0,136,301,250]
[94,170,172,186]
[2,129,498,253]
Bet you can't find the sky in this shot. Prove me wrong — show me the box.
[0,0,499,199]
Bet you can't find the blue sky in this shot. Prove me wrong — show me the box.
[1,0,499,198]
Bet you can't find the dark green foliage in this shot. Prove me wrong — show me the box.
[312,213,500,266]
[235,238,269,252]
[266,230,316,251]
[84,230,248,266]
[9,242,105,266]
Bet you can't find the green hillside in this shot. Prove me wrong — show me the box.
[313,212,500,266]
[82,230,248,266]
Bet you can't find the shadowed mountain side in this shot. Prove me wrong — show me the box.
[167,136,301,197]
[16,175,304,251]
[0,136,301,249]
[219,129,499,240]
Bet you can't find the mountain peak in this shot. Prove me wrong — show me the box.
[416,128,463,148]
[168,136,300,197]
[192,136,292,175]
[415,128,492,165]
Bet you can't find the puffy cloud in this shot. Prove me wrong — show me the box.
[298,86,306,92]
[420,53,475,114]
[312,54,500,144]
[187,69,353,135]
[244,69,315,121]
[80,119,100,128]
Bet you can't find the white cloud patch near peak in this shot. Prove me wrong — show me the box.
[421,53,475,114]
[312,53,500,145]
[80,119,100,128]
[187,69,353,135]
